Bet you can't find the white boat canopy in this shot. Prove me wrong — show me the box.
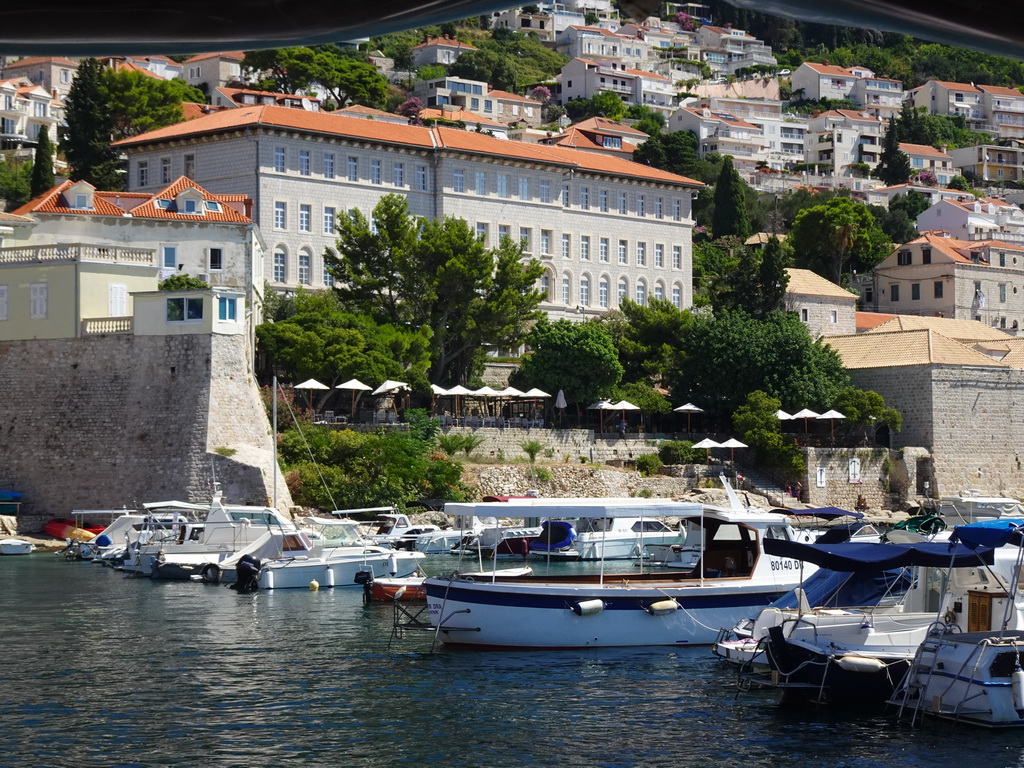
[444,498,704,519]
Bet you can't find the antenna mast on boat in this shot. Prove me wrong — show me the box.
[272,374,278,509]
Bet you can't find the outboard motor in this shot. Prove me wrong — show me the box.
[231,554,262,593]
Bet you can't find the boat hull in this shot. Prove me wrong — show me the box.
[0,538,33,555]
[425,577,792,648]
[258,551,425,589]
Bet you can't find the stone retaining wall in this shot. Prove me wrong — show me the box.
[0,333,289,532]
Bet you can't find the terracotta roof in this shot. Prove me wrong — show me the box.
[814,109,883,123]
[0,210,34,224]
[181,102,225,120]
[995,339,1024,369]
[931,81,982,93]
[899,142,952,159]
[487,89,541,105]
[802,62,859,78]
[114,105,703,187]
[181,51,245,64]
[824,329,1010,369]
[411,36,477,51]
[785,268,856,301]
[546,126,632,154]
[744,232,787,246]
[572,116,648,137]
[856,311,897,331]
[624,68,670,82]
[678,107,760,131]
[13,177,252,223]
[421,108,505,127]
[864,315,1014,342]
[109,60,164,79]
[570,26,630,39]
[334,104,403,119]
[701,25,754,38]
[2,56,77,69]
[216,86,321,105]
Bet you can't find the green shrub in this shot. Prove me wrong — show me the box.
[520,439,544,463]
[534,466,553,483]
[436,433,467,457]
[635,454,663,477]
[658,440,700,465]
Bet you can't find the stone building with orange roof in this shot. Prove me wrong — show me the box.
[0,56,77,100]
[3,176,264,340]
[112,105,703,320]
[870,233,1024,330]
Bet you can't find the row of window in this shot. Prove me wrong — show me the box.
[540,274,684,309]
[890,280,1016,302]
[264,149,687,221]
[137,155,195,186]
[271,245,334,287]
[273,202,341,235]
[0,283,45,321]
[166,296,239,322]
[160,245,224,271]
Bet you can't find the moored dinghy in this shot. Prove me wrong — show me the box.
[0,538,33,555]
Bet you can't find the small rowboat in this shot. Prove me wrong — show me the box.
[0,538,33,555]
[365,576,427,602]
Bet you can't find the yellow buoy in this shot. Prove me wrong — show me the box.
[309,579,320,591]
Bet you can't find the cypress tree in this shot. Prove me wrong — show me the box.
[30,128,55,198]
[58,58,122,190]
[875,116,912,187]
[712,156,751,240]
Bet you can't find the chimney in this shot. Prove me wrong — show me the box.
[940,144,947,154]
[723,22,732,29]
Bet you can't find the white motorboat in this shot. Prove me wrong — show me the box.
[425,483,823,649]
[363,509,444,550]
[189,516,427,589]
[892,519,1024,726]
[528,516,678,561]
[0,538,33,555]
[126,494,297,577]
[742,526,1024,705]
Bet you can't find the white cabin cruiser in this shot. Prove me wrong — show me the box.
[425,486,821,649]
[528,515,678,561]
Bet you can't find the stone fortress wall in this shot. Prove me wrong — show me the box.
[0,333,289,531]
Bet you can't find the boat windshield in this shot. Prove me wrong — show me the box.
[577,518,612,533]
[228,511,279,526]
[306,521,365,547]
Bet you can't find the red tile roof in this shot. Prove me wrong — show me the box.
[856,311,897,331]
[487,89,541,105]
[411,36,477,51]
[182,51,245,64]
[898,142,952,158]
[421,108,505,127]
[978,84,1024,98]
[3,56,77,69]
[335,104,402,119]
[802,62,859,78]
[14,177,252,223]
[114,105,702,187]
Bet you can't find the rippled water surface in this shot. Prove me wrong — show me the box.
[4,555,1024,767]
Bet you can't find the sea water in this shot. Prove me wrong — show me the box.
[2,555,1024,768]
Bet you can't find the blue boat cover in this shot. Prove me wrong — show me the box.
[528,520,577,552]
[789,506,864,520]
[764,539,994,570]
[770,567,912,610]
[950,519,1024,550]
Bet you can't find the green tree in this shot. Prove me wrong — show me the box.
[732,391,805,477]
[514,318,623,407]
[328,194,544,385]
[752,236,791,318]
[603,298,692,384]
[948,175,971,191]
[632,130,699,177]
[789,196,891,283]
[159,274,209,290]
[832,387,902,439]
[669,310,849,417]
[59,58,122,189]
[313,55,388,108]
[30,129,54,198]
[258,290,432,398]
[875,116,912,186]
[99,69,205,140]
[711,156,751,240]
[0,156,32,209]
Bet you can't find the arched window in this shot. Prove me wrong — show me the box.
[273,245,288,283]
[580,276,590,306]
[672,285,682,308]
[617,278,628,305]
[599,278,609,308]
[540,273,551,301]
[654,282,665,302]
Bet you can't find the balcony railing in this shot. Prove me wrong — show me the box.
[0,244,156,265]
[81,317,133,335]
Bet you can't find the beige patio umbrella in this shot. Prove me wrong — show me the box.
[336,378,372,418]
[294,378,329,412]
[719,437,747,462]
[587,400,616,433]
[673,402,704,432]
[691,438,721,463]
[816,409,846,440]
[791,408,820,433]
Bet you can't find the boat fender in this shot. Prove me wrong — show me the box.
[1012,665,1024,711]
[571,599,606,616]
[835,655,887,673]
[388,553,398,576]
[201,564,221,584]
[645,599,680,616]
[394,585,408,601]
[323,568,335,588]
[309,579,320,591]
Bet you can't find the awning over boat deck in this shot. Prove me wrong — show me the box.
[142,500,213,511]
[764,539,995,570]
[445,499,704,518]
[787,506,864,520]
[951,518,1024,549]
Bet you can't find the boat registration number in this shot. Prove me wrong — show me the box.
[769,558,801,571]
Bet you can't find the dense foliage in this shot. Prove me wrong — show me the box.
[327,194,544,386]
[59,58,122,189]
[243,46,388,108]
[789,197,891,283]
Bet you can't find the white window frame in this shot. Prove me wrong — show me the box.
[208,247,223,271]
[299,204,311,233]
[274,202,287,230]
[30,282,48,319]
[274,146,286,172]
[324,207,336,235]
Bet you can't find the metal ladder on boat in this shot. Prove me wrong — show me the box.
[892,621,947,726]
